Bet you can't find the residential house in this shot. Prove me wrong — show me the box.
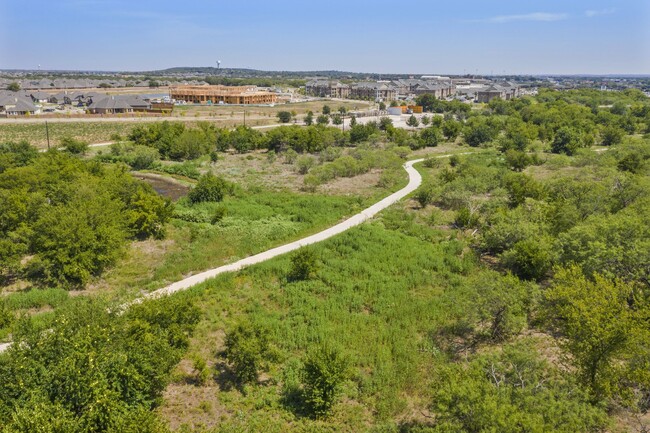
[87,95,134,114]
[30,91,51,103]
[0,96,38,116]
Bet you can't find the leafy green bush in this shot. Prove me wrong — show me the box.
[301,345,349,418]
[151,161,201,179]
[188,173,229,204]
[289,248,319,281]
[60,136,89,154]
[224,322,271,384]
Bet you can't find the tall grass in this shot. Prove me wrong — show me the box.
[177,209,483,428]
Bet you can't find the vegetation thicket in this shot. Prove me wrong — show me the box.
[0,88,649,432]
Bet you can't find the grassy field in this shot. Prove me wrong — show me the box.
[0,121,140,147]
[154,203,510,431]
[88,190,376,300]
[0,100,372,148]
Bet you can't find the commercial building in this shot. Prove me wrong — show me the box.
[169,85,277,105]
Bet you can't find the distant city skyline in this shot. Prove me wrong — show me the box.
[1,0,649,75]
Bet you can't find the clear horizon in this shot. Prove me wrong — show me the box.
[1,0,649,75]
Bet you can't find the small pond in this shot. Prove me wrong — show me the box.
[133,173,190,201]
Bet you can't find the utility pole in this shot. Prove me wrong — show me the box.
[45,121,50,150]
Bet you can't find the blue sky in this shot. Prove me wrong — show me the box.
[1,0,648,74]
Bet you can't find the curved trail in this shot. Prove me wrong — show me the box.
[137,157,425,301]
[0,157,429,352]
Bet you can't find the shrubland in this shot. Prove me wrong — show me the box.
[0,88,648,432]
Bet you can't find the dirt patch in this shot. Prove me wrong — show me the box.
[319,169,385,196]
[212,151,304,192]
[158,383,231,431]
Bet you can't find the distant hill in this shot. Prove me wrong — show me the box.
[145,67,407,80]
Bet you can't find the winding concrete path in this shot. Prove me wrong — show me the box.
[0,157,426,352]
[136,157,425,301]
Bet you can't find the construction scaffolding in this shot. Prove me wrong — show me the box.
[169,85,277,105]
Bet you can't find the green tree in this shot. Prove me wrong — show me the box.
[331,114,343,125]
[556,204,650,285]
[169,129,209,160]
[500,237,554,281]
[188,173,228,204]
[125,189,173,240]
[277,111,292,123]
[600,125,624,146]
[304,111,314,126]
[27,187,127,288]
[0,140,39,172]
[224,323,270,384]
[415,93,437,112]
[544,267,650,403]
[551,126,583,155]
[7,82,20,92]
[442,119,462,141]
[464,123,494,147]
[337,106,347,114]
[406,114,420,128]
[504,149,533,172]
[419,126,442,147]
[378,116,393,131]
[322,105,331,115]
[503,172,545,207]
[301,345,349,418]
[316,114,330,126]
[432,343,608,433]
[378,102,386,110]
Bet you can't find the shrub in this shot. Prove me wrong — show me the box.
[188,173,229,204]
[415,185,435,208]
[423,156,441,168]
[295,156,316,175]
[224,323,270,384]
[289,248,319,281]
[454,206,479,229]
[501,237,554,281]
[301,345,349,418]
[600,125,624,146]
[60,136,89,154]
[277,111,292,123]
[284,148,298,164]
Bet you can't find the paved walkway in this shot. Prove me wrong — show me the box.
[136,158,424,301]
[0,157,426,352]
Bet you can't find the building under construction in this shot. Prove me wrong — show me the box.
[169,85,277,105]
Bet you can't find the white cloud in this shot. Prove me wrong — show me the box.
[474,12,569,24]
[585,8,616,18]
